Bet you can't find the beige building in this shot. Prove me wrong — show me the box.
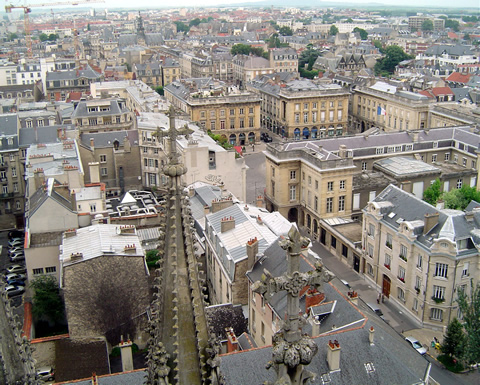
[269,48,299,74]
[232,55,275,89]
[165,78,261,145]
[351,81,433,133]
[265,142,356,236]
[363,185,478,331]
[250,78,349,139]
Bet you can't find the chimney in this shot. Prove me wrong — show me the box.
[256,215,263,225]
[225,327,239,353]
[311,316,320,337]
[204,205,210,215]
[256,195,264,208]
[423,212,439,234]
[188,186,195,197]
[33,168,45,191]
[338,144,347,159]
[211,197,234,213]
[119,337,134,372]
[465,211,475,222]
[221,216,235,233]
[369,326,375,345]
[90,137,94,149]
[436,200,444,210]
[89,162,100,184]
[327,340,341,372]
[246,237,259,270]
[305,288,325,314]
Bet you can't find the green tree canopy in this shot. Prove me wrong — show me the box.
[353,27,368,40]
[279,26,293,36]
[443,186,480,211]
[464,33,471,41]
[423,178,441,206]
[421,19,434,31]
[31,276,65,323]
[346,18,354,23]
[442,318,465,359]
[7,32,18,41]
[445,19,460,32]
[174,21,189,33]
[231,43,253,56]
[48,33,59,41]
[457,283,480,365]
[39,33,49,42]
[374,45,412,76]
[299,44,321,72]
[154,86,164,96]
[329,25,339,36]
[189,18,202,27]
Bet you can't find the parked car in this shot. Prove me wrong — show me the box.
[10,253,25,262]
[5,273,26,281]
[36,367,55,382]
[6,279,25,287]
[5,265,26,274]
[8,238,24,247]
[366,303,385,320]
[4,285,25,297]
[405,337,427,355]
[8,246,24,254]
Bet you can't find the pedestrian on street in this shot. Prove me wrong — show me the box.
[377,293,381,304]
[252,144,255,152]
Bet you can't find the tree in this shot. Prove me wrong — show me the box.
[423,178,441,206]
[298,44,321,72]
[48,33,59,41]
[353,27,368,40]
[189,18,201,27]
[87,23,91,31]
[231,43,252,56]
[7,32,18,41]
[372,40,384,53]
[30,276,65,324]
[329,25,339,36]
[124,63,131,72]
[421,20,434,32]
[457,282,480,365]
[374,45,412,76]
[464,33,471,41]
[445,19,460,32]
[346,18,354,23]
[174,21,189,33]
[279,26,293,36]
[39,33,49,42]
[146,249,161,269]
[442,186,480,211]
[442,318,465,359]
[154,86,164,96]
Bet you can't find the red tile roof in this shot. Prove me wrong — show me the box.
[432,87,454,96]
[446,72,471,83]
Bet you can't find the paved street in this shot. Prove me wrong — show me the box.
[244,136,480,385]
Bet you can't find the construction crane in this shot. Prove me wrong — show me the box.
[5,0,103,58]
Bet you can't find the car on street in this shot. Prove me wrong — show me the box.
[5,273,26,281]
[366,302,385,320]
[6,279,25,287]
[4,284,25,297]
[10,253,25,262]
[8,246,24,255]
[8,238,24,247]
[405,336,427,355]
[36,366,55,382]
[5,265,26,274]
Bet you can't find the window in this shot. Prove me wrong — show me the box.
[315,180,318,190]
[251,308,256,332]
[398,266,406,282]
[362,161,367,171]
[229,108,235,116]
[432,154,437,162]
[385,254,391,268]
[239,108,244,115]
[399,245,408,261]
[367,243,373,258]
[295,113,300,123]
[26,120,33,128]
[15,200,21,210]
[11,167,16,177]
[444,153,450,161]
[308,176,311,186]
[342,244,348,258]
[210,121,216,130]
[249,107,253,114]
[230,119,235,129]
[327,181,333,191]
[339,180,346,190]
[13,182,18,192]
[433,285,445,300]
[472,160,476,169]
[386,233,392,249]
[90,203,97,212]
[434,263,448,278]
[304,112,308,123]
[100,155,107,163]
[368,224,375,238]
[46,266,56,273]
[457,179,463,189]
[290,170,296,180]
[289,185,296,201]
[413,298,418,312]
[463,158,467,167]
[417,254,423,270]
[367,263,374,276]
[33,268,44,275]
[431,308,443,321]
[415,276,421,291]
[2,186,8,194]
[100,168,108,176]
[331,235,337,249]
[261,321,265,342]
[398,287,405,302]
[326,197,333,213]
[461,262,469,277]
[338,196,345,211]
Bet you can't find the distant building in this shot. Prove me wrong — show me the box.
[408,16,444,32]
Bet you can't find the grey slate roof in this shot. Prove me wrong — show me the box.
[79,130,139,149]
[46,65,101,81]
[19,125,75,147]
[424,44,473,57]
[59,370,146,385]
[0,114,18,151]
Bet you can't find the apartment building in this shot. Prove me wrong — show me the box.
[268,47,299,74]
[408,16,445,32]
[46,65,103,101]
[165,78,261,145]
[232,55,275,89]
[249,77,349,139]
[363,184,479,331]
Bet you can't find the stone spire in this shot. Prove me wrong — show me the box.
[0,284,39,384]
[146,107,211,385]
[252,226,335,385]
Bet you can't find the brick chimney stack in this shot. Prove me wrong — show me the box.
[327,340,341,371]
[256,195,264,208]
[246,237,259,270]
[119,336,134,372]
[211,197,234,213]
[221,216,235,233]
[369,326,375,345]
[225,327,239,353]
[423,212,439,234]
[305,288,325,314]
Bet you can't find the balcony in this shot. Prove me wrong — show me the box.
[0,161,8,169]
[0,193,13,199]
[432,296,445,304]
[0,178,7,184]
[399,254,407,262]
[384,263,390,270]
